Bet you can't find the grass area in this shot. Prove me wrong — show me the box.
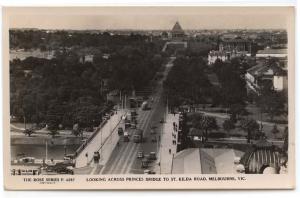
[11,122,34,129]
[246,103,288,124]
[189,111,286,141]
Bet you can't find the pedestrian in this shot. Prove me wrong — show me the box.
[169,149,171,154]
[173,122,175,127]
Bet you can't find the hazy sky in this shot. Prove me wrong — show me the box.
[6,7,292,30]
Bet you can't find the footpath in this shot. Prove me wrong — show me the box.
[153,113,179,174]
[75,109,126,168]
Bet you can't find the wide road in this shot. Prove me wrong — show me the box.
[99,57,175,174]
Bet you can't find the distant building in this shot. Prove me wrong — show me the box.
[245,60,288,94]
[80,54,94,63]
[208,50,228,65]
[208,37,252,65]
[219,37,252,53]
[161,31,169,40]
[172,148,244,174]
[102,53,111,59]
[23,70,33,77]
[162,21,187,53]
[256,47,287,59]
[171,21,185,40]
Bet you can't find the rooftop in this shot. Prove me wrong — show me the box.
[239,140,283,174]
[257,48,287,55]
[247,60,287,77]
[172,148,244,174]
[171,21,184,33]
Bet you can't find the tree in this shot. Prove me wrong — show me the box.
[72,123,83,137]
[192,115,218,141]
[229,103,247,120]
[48,129,59,138]
[271,124,280,135]
[223,119,235,133]
[240,118,259,143]
[23,128,35,137]
[213,59,247,107]
[257,90,286,121]
[10,31,163,127]
[282,126,288,152]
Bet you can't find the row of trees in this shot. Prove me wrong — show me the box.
[212,58,249,107]
[188,113,266,143]
[10,30,157,51]
[163,56,214,107]
[10,31,164,131]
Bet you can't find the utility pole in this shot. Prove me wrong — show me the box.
[23,114,26,130]
[100,128,102,159]
[124,94,127,109]
[119,91,122,110]
[45,140,48,162]
[171,153,174,174]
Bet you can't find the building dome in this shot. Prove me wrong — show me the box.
[236,164,245,173]
[239,140,282,174]
[172,22,184,34]
[263,167,277,174]
[171,21,185,40]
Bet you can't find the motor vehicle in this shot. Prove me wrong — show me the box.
[148,152,157,160]
[63,154,75,164]
[131,110,137,117]
[131,124,137,129]
[18,157,35,164]
[150,125,156,129]
[118,127,124,135]
[56,166,74,175]
[144,170,156,174]
[151,136,157,142]
[124,132,130,142]
[137,151,144,159]
[64,154,75,161]
[129,98,137,108]
[85,127,94,132]
[93,151,100,163]
[125,119,131,129]
[141,101,148,111]
[141,159,148,168]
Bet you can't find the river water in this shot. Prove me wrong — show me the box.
[11,144,80,160]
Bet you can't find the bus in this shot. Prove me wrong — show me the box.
[133,129,143,143]
[141,101,148,110]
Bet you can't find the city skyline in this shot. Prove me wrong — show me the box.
[6,7,291,30]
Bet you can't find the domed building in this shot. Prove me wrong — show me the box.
[171,21,185,40]
[239,140,287,174]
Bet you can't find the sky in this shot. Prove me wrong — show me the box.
[5,7,292,30]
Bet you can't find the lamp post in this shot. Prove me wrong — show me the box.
[85,153,88,165]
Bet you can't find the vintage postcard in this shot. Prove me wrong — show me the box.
[2,6,295,190]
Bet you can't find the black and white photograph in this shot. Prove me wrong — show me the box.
[2,6,295,189]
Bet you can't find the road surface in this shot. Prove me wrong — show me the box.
[98,57,175,174]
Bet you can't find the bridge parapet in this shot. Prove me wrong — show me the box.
[74,110,125,168]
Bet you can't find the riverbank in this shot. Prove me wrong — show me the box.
[11,135,83,145]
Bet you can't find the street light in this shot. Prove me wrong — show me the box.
[85,153,88,165]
